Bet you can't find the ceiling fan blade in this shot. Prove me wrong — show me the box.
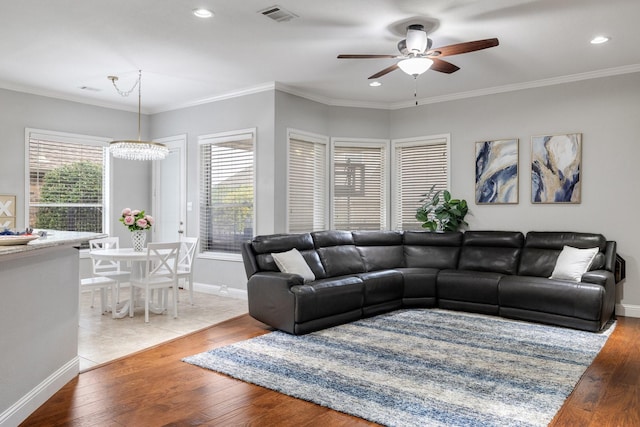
[337,54,397,59]
[430,58,460,74]
[368,63,399,79]
[427,38,499,58]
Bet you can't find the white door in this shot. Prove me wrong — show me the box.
[152,135,187,243]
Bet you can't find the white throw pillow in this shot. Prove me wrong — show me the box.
[271,248,315,283]
[550,245,599,282]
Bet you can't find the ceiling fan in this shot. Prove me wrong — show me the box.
[338,24,499,79]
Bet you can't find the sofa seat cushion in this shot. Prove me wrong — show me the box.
[438,269,503,305]
[357,270,404,306]
[291,276,364,323]
[499,275,605,321]
[394,268,438,300]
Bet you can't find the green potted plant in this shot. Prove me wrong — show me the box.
[415,185,469,232]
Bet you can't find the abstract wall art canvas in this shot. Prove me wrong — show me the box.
[531,133,581,203]
[475,139,518,204]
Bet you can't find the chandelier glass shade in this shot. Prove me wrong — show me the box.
[108,70,168,161]
[398,57,434,77]
[109,140,169,161]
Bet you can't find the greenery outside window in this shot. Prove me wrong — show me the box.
[26,129,110,233]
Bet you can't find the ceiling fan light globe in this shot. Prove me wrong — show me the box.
[398,57,433,76]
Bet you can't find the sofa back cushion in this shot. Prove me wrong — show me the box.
[458,231,524,275]
[519,232,608,277]
[251,233,326,279]
[313,231,365,277]
[403,231,462,269]
[353,230,405,271]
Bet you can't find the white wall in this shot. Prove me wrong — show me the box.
[391,72,640,314]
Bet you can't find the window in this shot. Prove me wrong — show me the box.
[391,135,450,230]
[26,129,110,233]
[331,139,388,230]
[199,129,255,255]
[287,130,328,233]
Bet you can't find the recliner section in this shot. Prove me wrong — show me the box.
[241,230,617,335]
[438,231,524,315]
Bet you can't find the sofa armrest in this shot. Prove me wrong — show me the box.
[581,269,614,287]
[581,269,616,326]
[604,241,617,272]
[247,272,303,334]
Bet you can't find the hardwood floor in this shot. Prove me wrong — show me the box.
[22,315,640,427]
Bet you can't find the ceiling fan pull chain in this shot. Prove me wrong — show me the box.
[414,76,418,106]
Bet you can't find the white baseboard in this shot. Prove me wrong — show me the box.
[616,303,640,318]
[0,357,79,427]
[193,282,247,300]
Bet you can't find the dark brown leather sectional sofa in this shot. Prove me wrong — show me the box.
[241,230,617,335]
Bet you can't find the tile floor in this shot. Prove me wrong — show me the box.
[78,286,248,371]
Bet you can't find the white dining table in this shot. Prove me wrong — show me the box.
[89,247,171,318]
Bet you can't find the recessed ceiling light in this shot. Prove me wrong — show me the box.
[369,81,382,87]
[590,36,610,44]
[193,8,214,18]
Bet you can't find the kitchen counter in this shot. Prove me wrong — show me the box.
[0,230,106,257]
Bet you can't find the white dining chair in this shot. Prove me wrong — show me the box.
[80,275,116,315]
[129,242,181,323]
[177,237,199,305]
[89,237,131,316]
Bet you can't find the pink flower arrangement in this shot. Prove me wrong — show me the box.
[119,208,154,231]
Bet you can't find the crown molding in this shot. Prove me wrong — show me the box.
[152,64,640,113]
[388,64,640,110]
[0,81,145,113]
[274,83,393,110]
[151,82,277,114]
[3,64,639,114]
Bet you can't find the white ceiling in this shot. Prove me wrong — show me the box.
[1,0,639,113]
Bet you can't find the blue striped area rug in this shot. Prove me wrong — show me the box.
[183,309,614,427]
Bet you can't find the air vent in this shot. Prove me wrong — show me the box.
[259,5,298,22]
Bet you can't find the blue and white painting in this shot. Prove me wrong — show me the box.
[475,139,518,204]
[531,133,581,203]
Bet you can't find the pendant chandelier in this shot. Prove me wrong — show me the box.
[108,70,168,161]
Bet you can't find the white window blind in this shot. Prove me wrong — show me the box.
[332,142,387,230]
[287,132,328,233]
[27,130,109,233]
[392,136,449,230]
[199,130,255,254]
